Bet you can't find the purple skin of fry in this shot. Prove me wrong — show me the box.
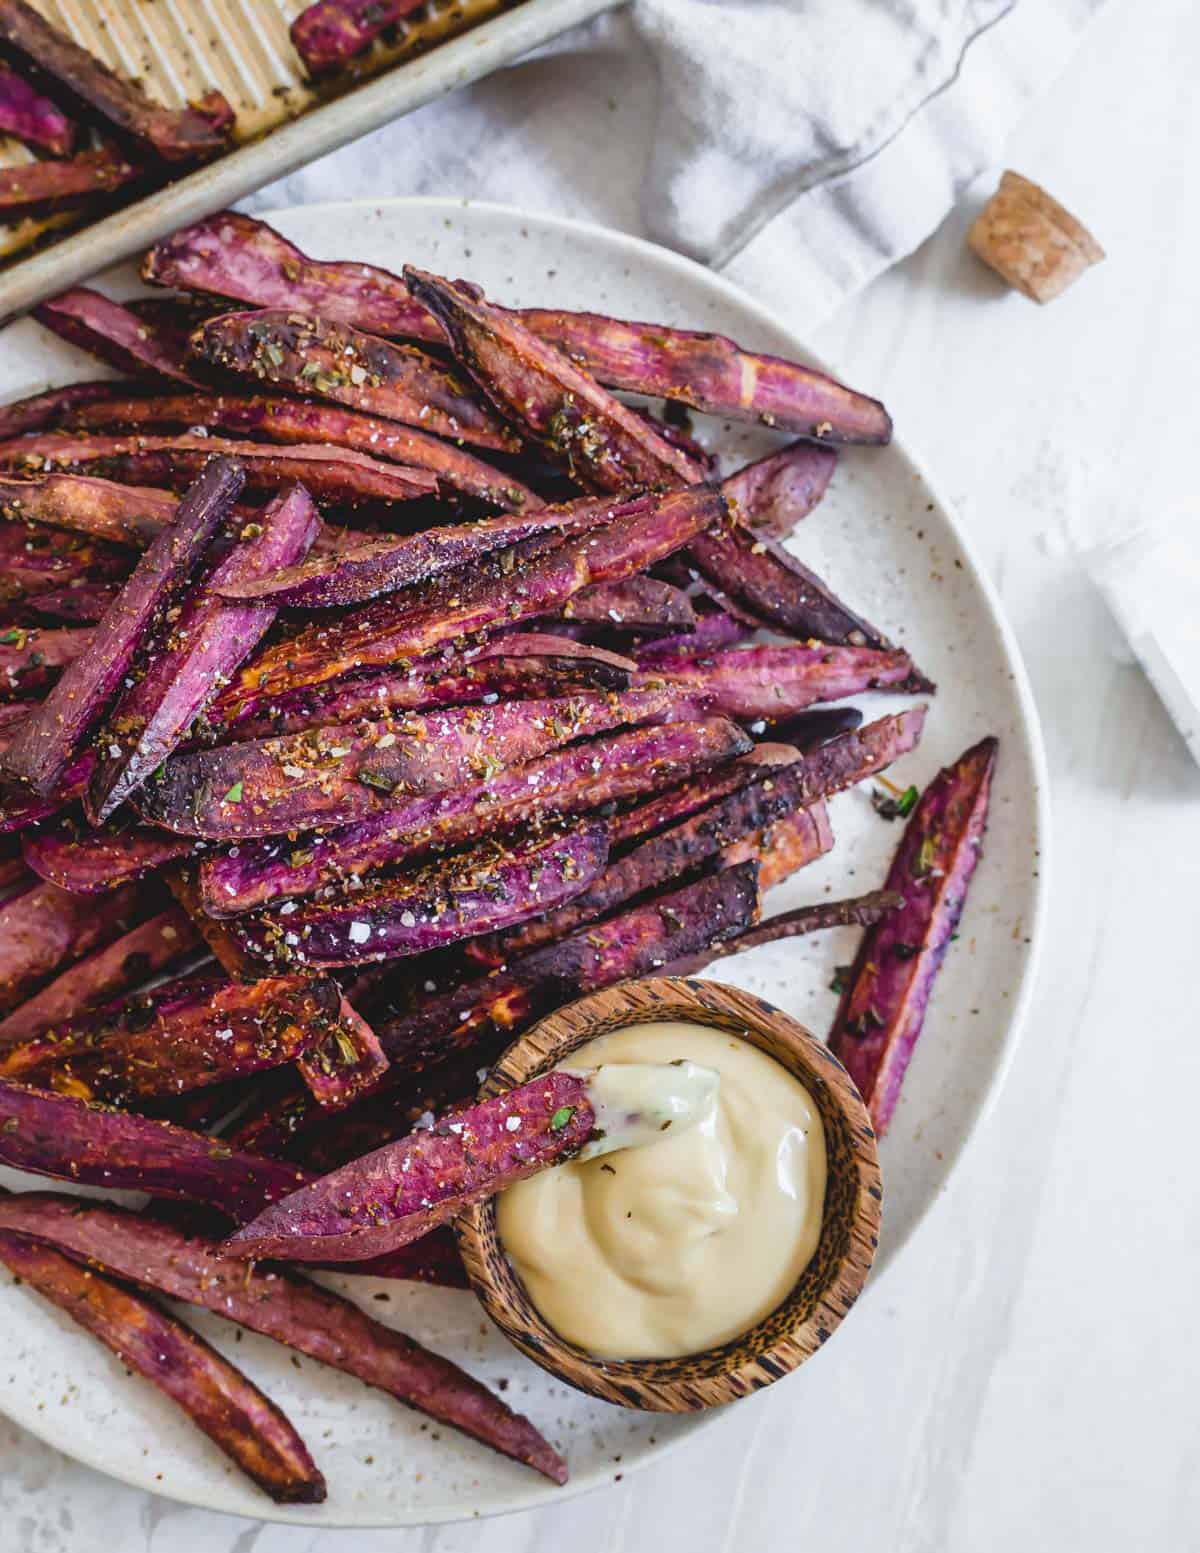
[0,906,198,1048]
[197,716,751,917]
[0,747,91,834]
[516,307,892,443]
[223,486,724,702]
[0,65,72,151]
[721,440,838,537]
[87,482,320,822]
[225,1071,596,1263]
[229,822,608,971]
[0,471,179,547]
[686,516,898,651]
[562,575,695,635]
[214,498,615,610]
[0,1227,325,1503]
[22,818,193,892]
[0,383,128,441]
[830,736,997,1137]
[1,456,244,795]
[191,309,514,453]
[291,0,425,74]
[633,606,748,664]
[404,267,706,492]
[141,686,679,840]
[642,641,916,721]
[0,150,139,223]
[0,1075,312,1217]
[661,888,902,976]
[141,212,442,342]
[0,876,139,1015]
[0,1192,566,1482]
[0,0,232,162]
[61,391,540,512]
[0,432,437,506]
[35,288,196,383]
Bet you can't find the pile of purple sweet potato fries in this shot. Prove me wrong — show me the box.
[0,208,997,1501]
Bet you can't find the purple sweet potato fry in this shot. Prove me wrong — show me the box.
[143,687,678,840]
[756,705,864,745]
[0,906,198,1047]
[0,383,129,442]
[0,621,89,699]
[0,0,233,163]
[0,148,139,222]
[405,268,705,491]
[35,287,196,383]
[647,641,916,721]
[229,486,724,702]
[0,743,91,835]
[687,516,898,649]
[0,471,179,546]
[831,736,997,1136]
[0,876,138,1014]
[214,498,614,610]
[0,433,436,507]
[662,888,901,975]
[22,815,193,892]
[295,999,389,1110]
[0,1075,312,1214]
[721,440,838,537]
[375,861,760,1075]
[198,716,751,917]
[519,307,891,443]
[231,822,608,972]
[1,456,244,794]
[63,391,540,511]
[191,310,514,452]
[201,635,635,743]
[720,801,833,887]
[0,1228,324,1503]
[0,972,354,1102]
[0,64,73,152]
[0,1192,565,1481]
[562,575,695,636]
[633,604,748,664]
[87,482,320,821]
[141,211,440,341]
[291,0,425,74]
[23,583,115,624]
[226,1071,595,1263]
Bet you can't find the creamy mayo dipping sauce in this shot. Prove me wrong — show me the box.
[496,1021,827,1360]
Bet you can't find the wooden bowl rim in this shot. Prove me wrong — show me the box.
[456,976,883,1413]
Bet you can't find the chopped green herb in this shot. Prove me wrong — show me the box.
[830,964,853,995]
[913,836,936,877]
[549,1105,575,1131]
[0,628,23,645]
[357,768,396,794]
[223,781,243,803]
[872,784,919,821]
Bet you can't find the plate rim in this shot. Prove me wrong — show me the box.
[0,193,1051,1527]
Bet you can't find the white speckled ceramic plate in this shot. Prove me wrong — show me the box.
[0,198,1048,1526]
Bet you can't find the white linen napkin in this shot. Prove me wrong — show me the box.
[254,0,1106,336]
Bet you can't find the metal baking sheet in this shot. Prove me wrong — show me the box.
[0,0,617,323]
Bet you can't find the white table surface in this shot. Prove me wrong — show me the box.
[5,0,1199,1547]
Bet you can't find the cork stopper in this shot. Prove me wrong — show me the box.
[969,170,1104,303]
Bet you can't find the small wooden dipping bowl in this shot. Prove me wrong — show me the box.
[457,977,883,1413]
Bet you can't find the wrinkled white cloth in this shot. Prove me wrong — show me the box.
[255,0,1105,336]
